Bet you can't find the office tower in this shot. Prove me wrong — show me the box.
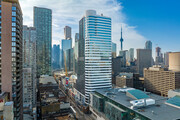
[76,17,85,95]
[120,27,124,50]
[61,39,72,69]
[77,10,112,103]
[128,48,134,62]
[52,45,60,70]
[64,48,74,71]
[144,52,180,96]
[137,49,152,76]
[23,26,37,113]
[0,0,23,119]
[74,33,79,73]
[145,40,152,50]
[119,50,128,67]
[64,26,71,39]
[34,7,52,76]
[112,42,117,58]
[164,52,170,67]
[155,47,163,65]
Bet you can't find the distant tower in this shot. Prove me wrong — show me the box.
[120,27,124,50]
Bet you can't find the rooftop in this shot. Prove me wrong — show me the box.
[95,88,180,120]
[39,75,56,84]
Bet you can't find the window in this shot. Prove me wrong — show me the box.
[12,53,16,56]
[12,27,16,31]
[12,32,16,36]
[12,7,16,11]
[12,47,16,52]
[12,42,16,46]
[12,37,16,41]
[12,12,16,16]
[12,23,16,26]
[12,17,16,22]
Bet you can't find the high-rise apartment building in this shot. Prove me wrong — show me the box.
[112,42,116,58]
[23,26,37,113]
[145,40,152,50]
[34,7,52,76]
[0,0,23,119]
[77,10,112,103]
[137,49,152,76]
[52,44,60,70]
[64,26,71,39]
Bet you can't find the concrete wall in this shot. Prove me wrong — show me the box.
[169,52,180,71]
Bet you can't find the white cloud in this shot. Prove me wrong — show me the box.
[20,0,147,55]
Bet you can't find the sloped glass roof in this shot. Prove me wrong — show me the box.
[166,96,180,107]
[127,89,149,99]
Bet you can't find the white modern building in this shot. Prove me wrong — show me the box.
[84,10,112,103]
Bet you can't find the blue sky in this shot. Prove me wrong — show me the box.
[119,0,180,53]
[21,0,179,58]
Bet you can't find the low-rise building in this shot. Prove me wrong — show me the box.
[90,88,180,120]
[38,75,70,119]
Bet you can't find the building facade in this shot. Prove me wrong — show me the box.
[112,42,116,58]
[64,26,71,40]
[64,48,74,72]
[145,40,152,50]
[137,49,152,76]
[74,33,79,74]
[78,10,112,103]
[23,26,37,113]
[0,0,23,119]
[34,7,52,76]
[144,66,180,96]
[155,47,163,65]
[52,44,60,70]
[61,39,72,69]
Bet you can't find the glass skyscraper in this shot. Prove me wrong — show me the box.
[52,45,60,70]
[80,10,112,103]
[34,7,52,76]
[61,39,72,69]
[145,40,152,50]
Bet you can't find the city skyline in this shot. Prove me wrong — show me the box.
[20,0,180,58]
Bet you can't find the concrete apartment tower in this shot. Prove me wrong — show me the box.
[77,10,112,103]
[0,0,23,119]
[23,26,37,116]
[34,7,52,77]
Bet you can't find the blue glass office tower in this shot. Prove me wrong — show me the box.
[77,10,112,103]
[52,45,60,70]
[61,39,72,69]
[34,7,52,76]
